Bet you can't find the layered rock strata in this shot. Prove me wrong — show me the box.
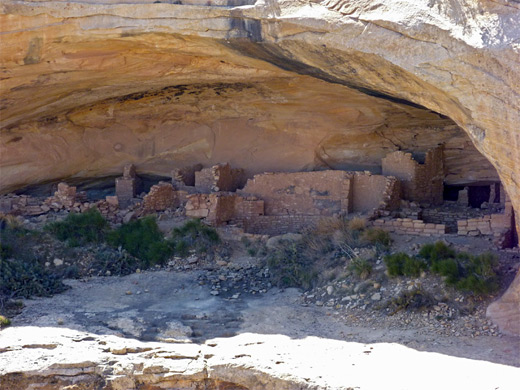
[1,0,519,334]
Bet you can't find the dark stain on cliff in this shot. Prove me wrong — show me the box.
[113,83,255,104]
[23,38,43,65]
[223,38,431,110]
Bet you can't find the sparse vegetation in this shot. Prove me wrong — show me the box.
[0,315,10,328]
[267,241,317,289]
[92,247,139,276]
[170,219,220,257]
[382,241,502,295]
[107,216,173,267]
[384,252,427,277]
[347,217,367,232]
[45,209,109,247]
[386,288,435,314]
[348,257,373,280]
[1,222,68,307]
[361,228,392,251]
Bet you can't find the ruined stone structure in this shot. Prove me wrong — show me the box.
[382,146,444,206]
[172,164,203,188]
[115,164,138,208]
[239,171,353,216]
[194,164,245,193]
[1,0,519,336]
[142,182,180,213]
[184,169,401,235]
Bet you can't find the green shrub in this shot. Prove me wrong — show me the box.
[456,253,499,294]
[387,288,435,314]
[430,258,460,284]
[361,228,392,250]
[418,241,456,265]
[348,257,373,280]
[0,257,68,300]
[45,209,109,246]
[267,241,317,289]
[384,252,427,277]
[419,242,500,295]
[170,219,220,256]
[92,248,139,276]
[0,315,10,328]
[0,224,68,304]
[107,216,172,267]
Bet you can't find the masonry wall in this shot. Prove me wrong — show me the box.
[382,146,444,205]
[239,171,352,216]
[142,182,179,212]
[373,218,446,236]
[240,215,324,235]
[172,164,203,187]
[352,174,398,212]
[195,163,245,192]
[186,193,264,226]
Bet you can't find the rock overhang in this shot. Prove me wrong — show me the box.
[1,0,519,221]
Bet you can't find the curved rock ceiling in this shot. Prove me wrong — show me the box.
[1,0,519,224]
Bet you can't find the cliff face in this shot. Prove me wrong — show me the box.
[1,0,518,195]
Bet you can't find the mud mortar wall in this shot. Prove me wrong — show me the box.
[240,171,352,216]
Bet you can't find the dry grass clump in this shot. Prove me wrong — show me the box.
[348,217,367,232]
[0,214,23,229]
[313,217,350,236]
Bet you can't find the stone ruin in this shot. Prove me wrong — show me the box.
[0,149,517,248]
[382,146,444,206]
[115,163,139,208]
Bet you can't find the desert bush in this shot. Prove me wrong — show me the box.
[45,209,109,247]
[107,216,172,267]
[348,217,367,232]
[384,252,427,277]
[1,224,68,304]
[0,256,67,301]
[361,228,392,251]
[348,257,373,280]
[170,219,220,257]
[267,241,317,289]
[419,241,499,295]
[0,315,10,328]
[418,241,456,265]
[92,247,140,276]
[387,288,435,314]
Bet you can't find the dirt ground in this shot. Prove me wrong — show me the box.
[10,233,520,369]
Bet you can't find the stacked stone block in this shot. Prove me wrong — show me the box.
[172,164,203,188]
[44,182,87,212]
[116,164,138,209]
[195,163,245,192]
[142,182,179,212]
[382,145,444,205]
[373,218,446,236]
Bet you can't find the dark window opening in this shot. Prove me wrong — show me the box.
[443,185,464,201]
[468,186,491,208]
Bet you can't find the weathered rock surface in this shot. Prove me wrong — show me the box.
[488,268,520,336]
[3,326,518,390]
[1,0,518,194]
[1,0,520,334]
